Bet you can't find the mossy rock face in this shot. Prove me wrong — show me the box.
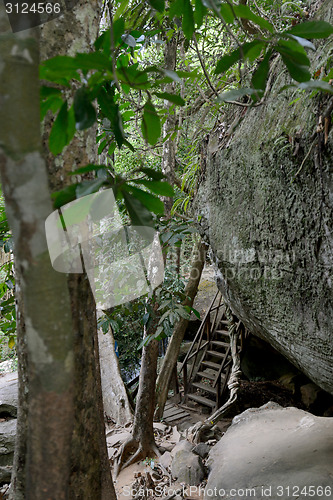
[195,1,333,394]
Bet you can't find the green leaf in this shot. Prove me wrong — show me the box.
[233,4,274,33]
[124,184,164,214]
[141,100,161,145]
[288,35,315,51]
[52,184,78,208]
[70,164,109,176]
[217,87,258,102]
[74,88,96,130]
[49,101,70,155]
[280,55,311,82]
[276,39,310,66]
[276,39,311,82]
[220,2,234,24]
[122,191,154,227]
[215,40,264,74]
[147,0,165,12]
[75,52,111,71]
[251,49,272,95]
[190,306,200,319]
[133,179,174,196]
[140,168,165,180]
[98,140,108,154]
[182,0,195,40]
[285,21,333,39]
[154,92,185,105]
[98,87,125,148]
[168,0,184,20]
[298,80,333,94]
[113,18,125,43]
[95,29,111,56]
[40,95,63,120]
[40,86,62,99]
[76,179,106,198]
[8,336,15,349]
[215,49,239,75]
[194,0,207,27]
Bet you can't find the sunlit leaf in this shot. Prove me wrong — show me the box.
[217,87,258,102]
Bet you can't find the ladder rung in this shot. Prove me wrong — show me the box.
[211,340,229,348]
[187,393,216,408]
[207,350,226,358]
[197,370,217,380]
[215,329,229,336]
[202,360,220,370]
[191,381,216,394]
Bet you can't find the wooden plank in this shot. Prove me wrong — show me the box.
[164,412,189,423]
[163,406,186,418]
[187,393,216,408]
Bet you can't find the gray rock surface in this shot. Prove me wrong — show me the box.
[193,443,210,459]
[194,0,333,395]
[205,403,333,499]
[0,418,16,483]
[171,448,205,486]
[170,439,193,457]
[0,372,18,417]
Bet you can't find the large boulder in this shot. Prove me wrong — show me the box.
[194,0,333,395]
[0,372,18,417]
[205,403,333,499]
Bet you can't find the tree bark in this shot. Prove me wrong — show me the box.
[98,321,133,426]
[154,241,207,420]
[161,36,178,216]
[0,17,75,499]
[116,305,160,473]
[40,2,116,497]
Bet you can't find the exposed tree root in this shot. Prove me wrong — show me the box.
[115,437,160,477]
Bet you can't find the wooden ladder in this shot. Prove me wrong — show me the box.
[179,292,241,411]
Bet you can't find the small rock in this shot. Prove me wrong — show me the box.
[171,439,193,457]
[193,443,210,459]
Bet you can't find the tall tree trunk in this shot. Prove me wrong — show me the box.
[98,321,133,426]
[161,36,178,216]
[0,18,75,500]
[40,2,116,497]
[155,241,207,420]
[116,305,160,473]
